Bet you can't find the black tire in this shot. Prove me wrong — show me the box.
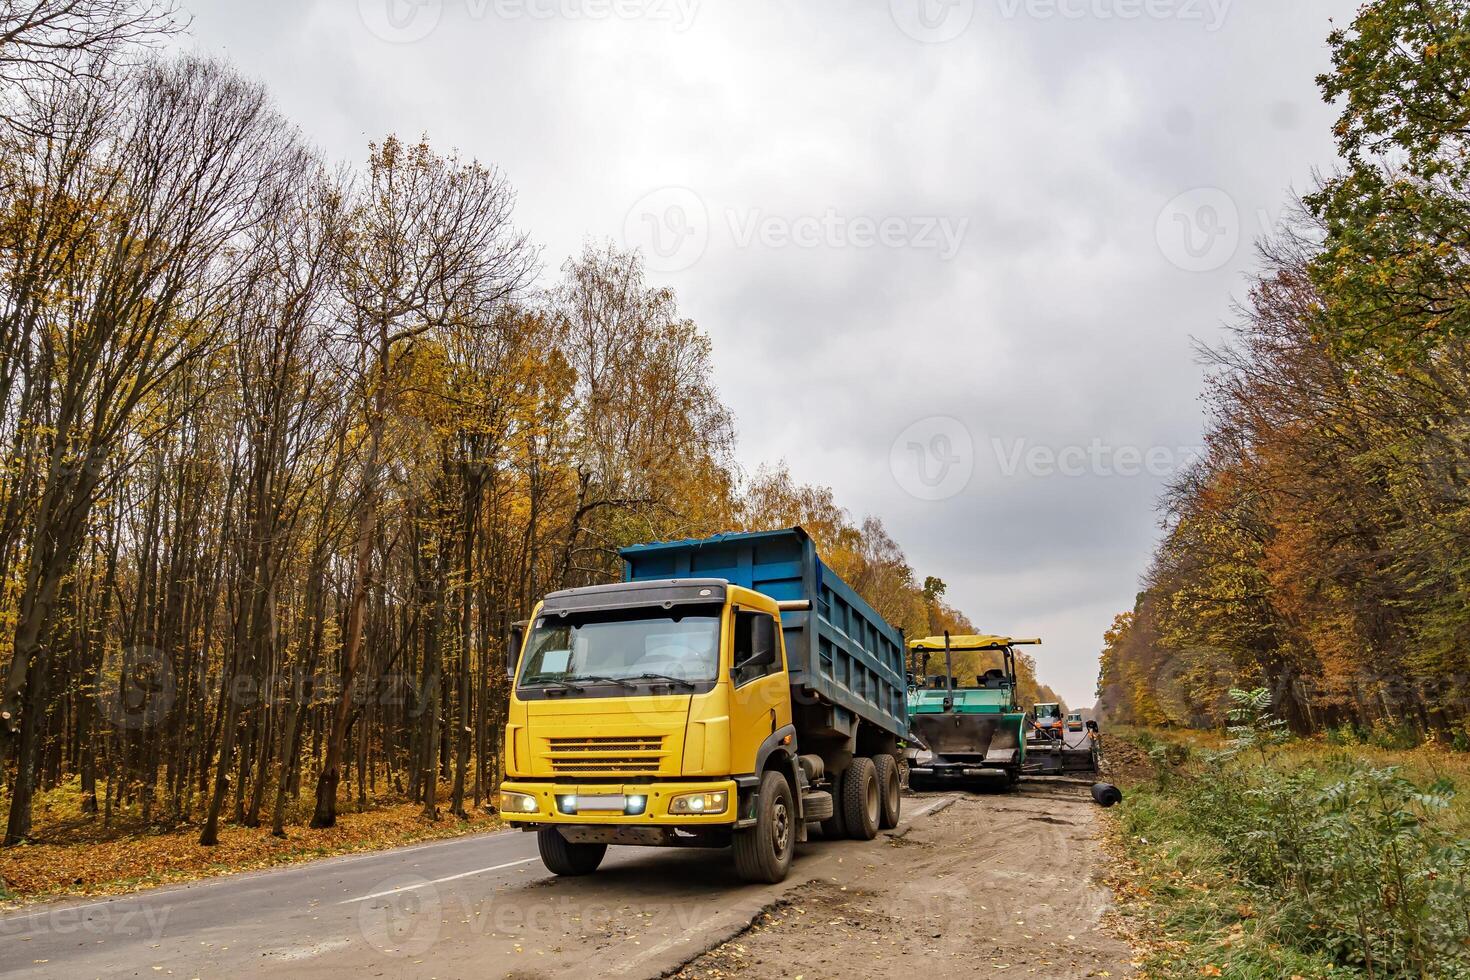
[907,770,933,793]
[733,770,796,883]
[841,756,880,840]
[873,754,901,830]
[537,828,606,876]
[819,767,847,839]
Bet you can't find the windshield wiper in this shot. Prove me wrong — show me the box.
[632,672,697,690]
[566,674,638,690]
[523,676,584,692]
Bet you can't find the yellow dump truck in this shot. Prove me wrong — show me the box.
[499,528,911,883]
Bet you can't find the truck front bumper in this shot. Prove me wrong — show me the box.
[498,778,740,828]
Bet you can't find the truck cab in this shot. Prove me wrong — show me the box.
[499,529,909,883]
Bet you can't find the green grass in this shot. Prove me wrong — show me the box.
[1104,729,1470,979]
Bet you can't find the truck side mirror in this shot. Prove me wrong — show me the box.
[506,622,526,680]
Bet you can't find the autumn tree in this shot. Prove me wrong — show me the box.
[309,136,535,829]
[0,55,299,844]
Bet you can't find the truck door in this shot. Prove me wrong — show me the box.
[729,607,793,774]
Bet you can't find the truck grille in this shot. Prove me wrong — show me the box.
[546,735,667,776]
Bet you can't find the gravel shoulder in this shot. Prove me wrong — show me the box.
[673,779,1133,979]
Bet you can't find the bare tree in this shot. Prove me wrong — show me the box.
[0,0,183,128]
[310,136,535,829]
[198,158,348,846]
[0,54,297,844]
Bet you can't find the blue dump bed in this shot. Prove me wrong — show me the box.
[620,527,909,741]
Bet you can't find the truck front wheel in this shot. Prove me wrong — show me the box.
[842,757,880,840]
[537,828,607,876]
[733,770,795,883]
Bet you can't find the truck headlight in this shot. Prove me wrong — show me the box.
[669,790,727,815]
[499,791,538,814]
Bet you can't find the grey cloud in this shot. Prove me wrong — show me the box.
[178,0,1360,705]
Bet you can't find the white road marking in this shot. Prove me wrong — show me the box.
[0,827,517,926]
[338,858,540,904]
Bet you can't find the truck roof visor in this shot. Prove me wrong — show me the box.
[541,579,728,616]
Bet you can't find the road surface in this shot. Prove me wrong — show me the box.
[0,784,1129,978]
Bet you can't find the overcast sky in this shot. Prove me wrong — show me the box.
[177,0,1358,706]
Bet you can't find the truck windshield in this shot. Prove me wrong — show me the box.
[519,606,722,687]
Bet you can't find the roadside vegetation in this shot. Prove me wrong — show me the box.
[1098,6,1470,968]
[1097,0,1470,746]
[1103,693,1470,979]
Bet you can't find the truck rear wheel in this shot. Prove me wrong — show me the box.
[841,757,880,840]
[537,828,607,876]
[873,754,901,829]
[733,770,795,883]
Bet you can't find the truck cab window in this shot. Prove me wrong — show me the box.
[518,606,721,687]
[732,610,780,686]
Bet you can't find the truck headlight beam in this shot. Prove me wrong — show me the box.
[668,790,727,815]
[499,791,539,814]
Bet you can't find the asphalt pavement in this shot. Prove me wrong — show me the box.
[0,797,957,979]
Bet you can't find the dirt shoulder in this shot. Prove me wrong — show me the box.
[673,781,1133,979]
